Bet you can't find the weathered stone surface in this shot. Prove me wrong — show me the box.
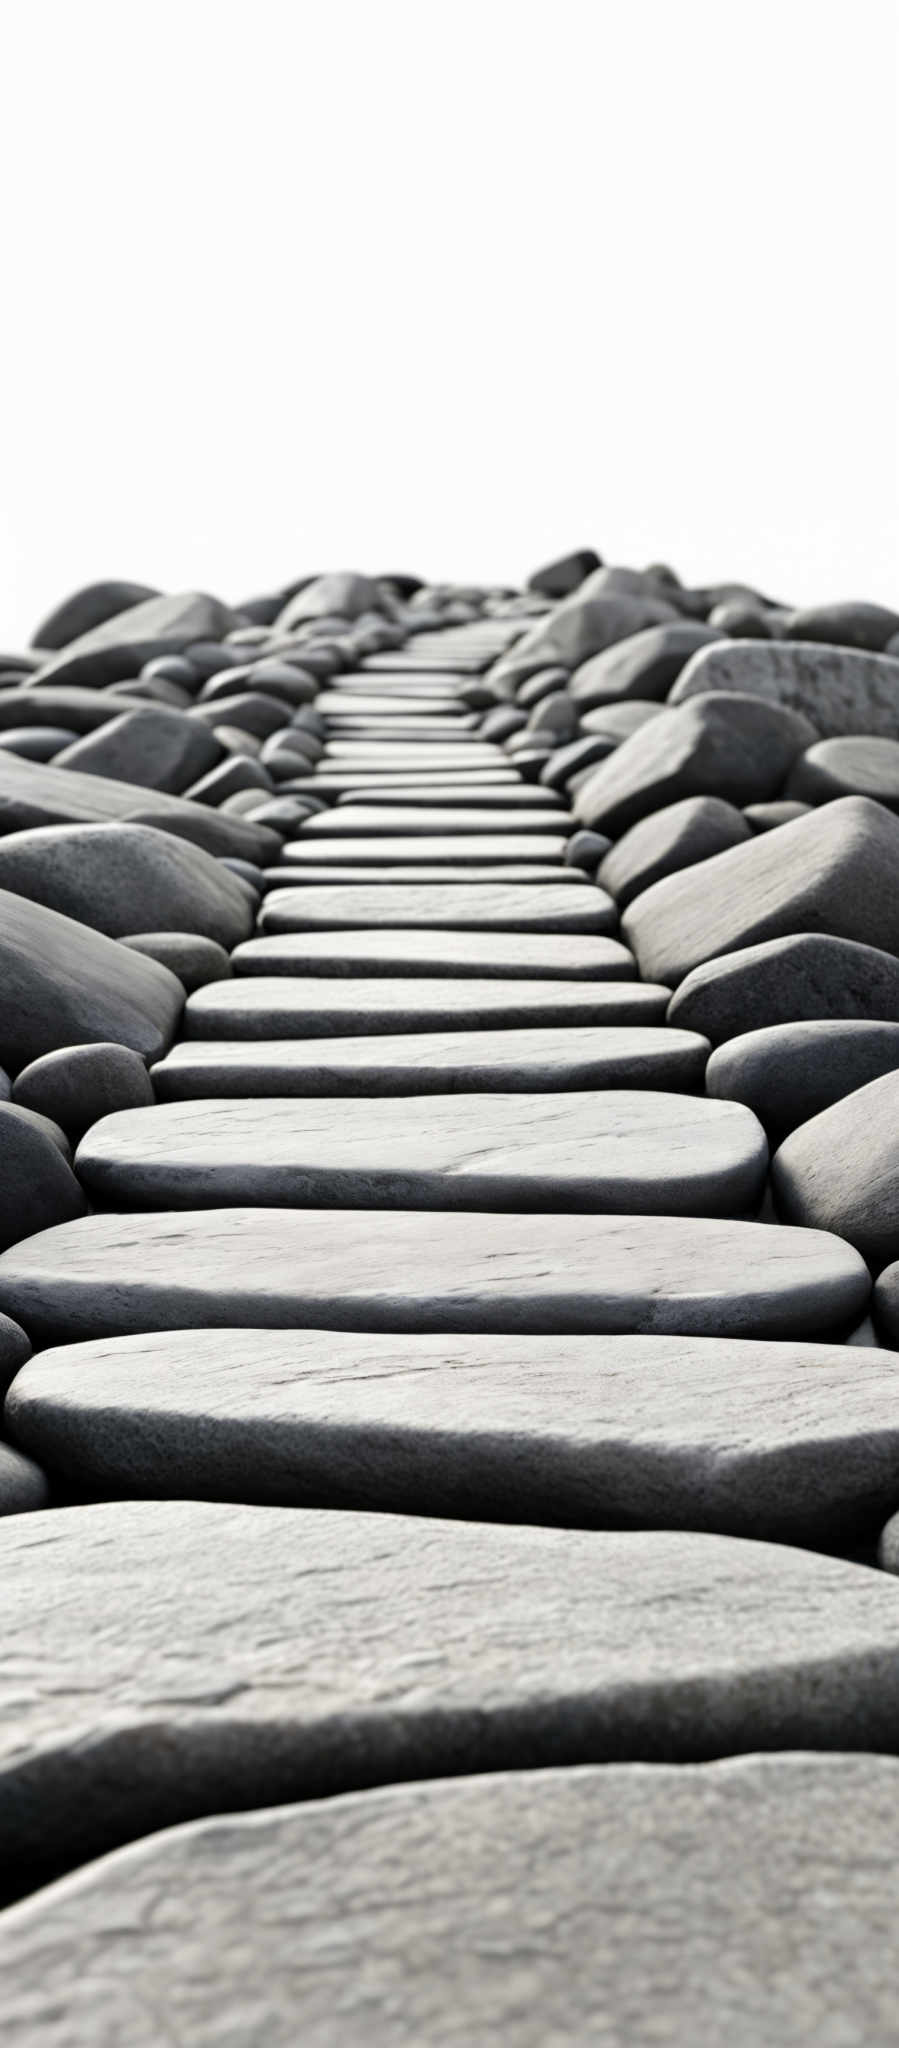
[707,1020,899,1139]
[76,1091,766,1217]
[297,805,570,837]
[670,637,899,738]
[668,934,899,1045]
[54,708,220,794]
[785,600,899,650]
[120,933,232,994]
[570,621,720,708]
[4,1756,899,2045]
[743,800,811,832]
[0,748,278,864]
[32,592,238,689]
[0,1210,868,1342]
[184,977,669,1039]
[29,579,158,650]
[12,1043,153,1144]
[0,1103,85,1249]
[270,833,569,867]
[771,1070,899,1270]
[266,862,587,887]
[598,797,752,909]
[623,798,899,986]
[0,823,254,947]
[259,883,614,935]
[152,1026,708,1099]
[232,930,633,980]
[788,736,899,811]
[0,889,182,1070]
[574,694,815,836]
[14,1327,899,1543]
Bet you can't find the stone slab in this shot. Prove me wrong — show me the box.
[151,1026,708,1098]
[184,977,670,1039]
[0,1209,868,1342]
[298,806,572,835]
[258,883,615,934]
[263,864,586,887]
[268,834,569,866]
[232,931,635,979]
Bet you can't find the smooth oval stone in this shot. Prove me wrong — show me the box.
[0,739,277,865]
[267,835,569,867]
[3,1757,898,2043]
[569,620,720,706]
[258,884,614,935]
[232,931,634,981]
[75,1092,767,1218]
[669,638,899,739]
[0,888,182,1071]
[0,1441,48,1516]
[151,1027,708,1100]
[0,1102,86,1250]
[30,578,158,651]
[119,932,232,995]
[788,736,899,811]
[12,1044,154,1145]
[623,798,899,987]
[0,726,76,762]
[0,1210,868,1343]
[771,1070,899,1270]
[785,600,899,651]
[743,800,811,832]
[0,1502,893,1899]
[707,1020,899,1139]
[12,1327,899,1543]
[573,694,815,836]
[54,707,220,795]
[297,806,570,836]
[598,796,751,909]
[0,1311,30,1396]
[0,822,254,948]
[668,934,899,1046]
[184,978,670,1040]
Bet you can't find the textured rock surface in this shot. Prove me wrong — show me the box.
[574,693,815,835]
[259,881,615,933]
[0,823,254,946]
[707,1019,899,1137]
[670,637,899,738]
[667,933,899,1045]
[184,976,671,1038]
[233,929,634,979]
[598,796,752,909]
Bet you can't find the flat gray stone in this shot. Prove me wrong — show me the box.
[333,781,561,806]
[54,708,219,794]
[0,823,254,946]
[293,772,521,795]
[13,1327,899,1543]
[573,694,816,836]
[488,580,680,691]
[152,1026,708,1099]
[232,930,634,980]
[0,1208,868,1342]
[12,1043,154,1144]
[623,797,899,985]
[3,1756,899,2045]
[788,736,899,810]
[598,797,752,909]
[669,637,899,738]
[75,1091,767,1217]
[569,619,721,707]
[298,805,571,835]
[323,743,502,764]
[259,883,614,934]
[317,693,469,716]
[268,834,569,866]
[263,863,586,887]
[0,748,278,865]
[707,1020,899,1139]
[0,888,182,1071]
[668,934,899,1045]
[184,977,669,1039]
[771,1070,899,1270]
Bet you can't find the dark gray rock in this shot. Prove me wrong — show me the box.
[564,828,611,874]
[259,882,615,935]
[0,728,76,762]
[0,747,278,865]
[488,580,680,693]
[30,579,158,650]
[623,798,899,986]
[0,686,159,735]
[0,889,182,1070]
[0,1102,85,1249]
[0,824,253,947]
[706,1020,899,1140]
[579,699,665,739]
[32,592,238,689]
[186,756,272,805]
[788,736,899,811]
[232,930,631,980]
[527,547,602,596]
[569,621,720,708]
[0,1442,48,1516]
[541,735,616,788]
[599,797,751,910]
[771,1070,899,1269]
[669,638,899,738]
[4,1103,72,1163]
[784,601,899,651]
[524,691,579,742]
[190,692,292,739]
[55,708,220,794]
[275,572,387,630]
[668,934,899,1047]
[12,1044,154,1144]
[573,694,816,836]
[0,1311,30,1396]
[185,976,668,1040]
[707,600,774,636]
[120,933,231,994]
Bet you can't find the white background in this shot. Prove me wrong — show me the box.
[2,0,897,641]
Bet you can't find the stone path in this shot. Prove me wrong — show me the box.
[1,560,899,2035]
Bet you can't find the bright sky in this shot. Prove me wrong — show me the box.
[2,0,897,643]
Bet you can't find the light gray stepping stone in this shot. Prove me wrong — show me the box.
[184,977,665,1039]
[298,805,571,835]
[259,884,614,935]
[707,1020,899,1139]
[75,1091,767,1217]
[270,834,568,867]
[232,930,634,980]
[14,1327,899,1541]
[333,782,562,806]
[0,1209,868,1342]
[0,822,254,946]
[623,797,899,986]
[598,797,751,909]
[292,772,521,794]
[788,736,899,810]
[573,694,816,836]
[669,636,899,738]
[263,863,587,887]
[0,1504,895,1900]
[771,1070,899,1270]
[152,1025,707,1099]
[668,933,899,1045]
[317,693,468,716]
[3,1757,897,2046]
[323,743,501,762]
[0,888,182,1070]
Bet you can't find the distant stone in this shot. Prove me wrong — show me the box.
[0,888,182,1070]
[564,829,611,874]
[0,1101,85,1249]
[186,757,272,805]
[707,1019,899,1140]
[579,700,665,739]
[569,621,720,708]
[784,601,899,651]
[669,638,899,739]
[30,579,158,650]
[275,572,387,632]
[599,797,751,910]
[540,735,615,788]
[527,548,602,597]
[120,933,231,995]
[707,600,774,636]
[574,693,815,836]
[487,575,680,693]
[54,708,220,795]
[12,1044,154,1144]
[788,737,899,811]
[190,692,291,740]
[771,1069,899,1269]
[33,592,238,689]
[668,934,899,1047]
[623,798,899,986]
[0,727,76,762]
[0,823,254,947]
[743,800,811,832]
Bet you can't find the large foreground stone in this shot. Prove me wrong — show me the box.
[0,748,277,864]
[0,890,182,1070]
[771,1070,899,1270]
[232,930,634,980]
[2,1757,899,2045]
[11,1327,899,1544]
[623,797,899,985]
[184,977,670,1039]
[0,1209,868,1341]
[259,883,614,934]
[668,934,899,1045]
[573,694,815,836]
[669,637,899,738]
[707,1020,899,1138]
[0,824,254,946]
[152,1026,708,1098]
[75,1092,767,1216]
